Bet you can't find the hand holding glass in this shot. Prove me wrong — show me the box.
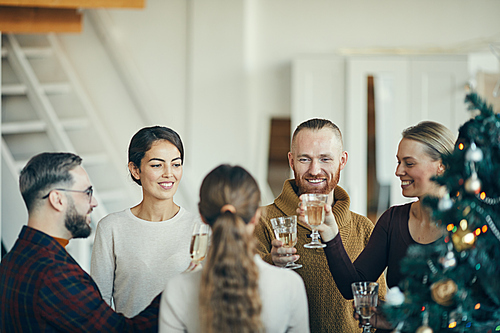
[185,222,210,272]
[351,282,379,333]
[270,216,302,269]
[302,194,328,248]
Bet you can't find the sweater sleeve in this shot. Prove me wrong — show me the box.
[324,208,393,299]
[90,216,116,307]
[254,215,275,265]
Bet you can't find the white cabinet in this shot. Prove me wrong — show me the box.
[292,57,346,132]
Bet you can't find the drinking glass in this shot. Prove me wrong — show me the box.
[302,193,328,248]
[184,221,210,272]
[351,282,379,333]
[270,216,302,269]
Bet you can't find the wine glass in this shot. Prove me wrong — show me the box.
[351,282,379,333]
[302,193,328,248]
[270,216,302,269]
[184,221,210,272]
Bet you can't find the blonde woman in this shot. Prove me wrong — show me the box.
[160,165,309,333]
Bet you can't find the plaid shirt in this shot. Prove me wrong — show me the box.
[0,226,160,332]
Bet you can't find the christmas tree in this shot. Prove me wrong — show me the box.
[383,92,500,333]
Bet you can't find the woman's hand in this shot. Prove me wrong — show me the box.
[352,302,393,330]
[297,195,339,242]
[183,261,203,273]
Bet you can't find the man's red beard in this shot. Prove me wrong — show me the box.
[294,168,340,196]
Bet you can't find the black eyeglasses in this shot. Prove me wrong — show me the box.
[42,187,94,203]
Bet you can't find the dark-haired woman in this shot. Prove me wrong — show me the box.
[91,126,200,317]
[159,165,309,333]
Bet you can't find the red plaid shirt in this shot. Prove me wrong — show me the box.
[0,226,160,332]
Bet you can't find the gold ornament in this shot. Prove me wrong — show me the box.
[430,279,457,306]
[416,325,433,333]
[451,227,476,252]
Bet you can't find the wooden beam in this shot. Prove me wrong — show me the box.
[0,0,144,8]
[0,6,81,33]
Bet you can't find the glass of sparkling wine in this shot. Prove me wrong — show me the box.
[351,282,379,333]
[186,222,210,272]
[270,216,302,269]
[302,193,328,248]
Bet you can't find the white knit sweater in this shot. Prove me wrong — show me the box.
[90,207,200,317]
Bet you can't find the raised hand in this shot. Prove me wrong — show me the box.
[297,194,339,243]
[352,302,393,330]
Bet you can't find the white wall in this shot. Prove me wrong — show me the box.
[58,0,500,209]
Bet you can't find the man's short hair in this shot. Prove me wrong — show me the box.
[19,152,82,212]
[291,118,343,150]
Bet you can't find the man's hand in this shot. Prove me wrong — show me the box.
[271,239,299,267]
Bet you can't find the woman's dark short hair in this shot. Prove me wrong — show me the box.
[128,126,184,186]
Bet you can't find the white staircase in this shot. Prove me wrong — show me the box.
[1,33,136,271]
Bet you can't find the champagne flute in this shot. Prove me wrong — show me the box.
[270,216,302,269]
[351,282,379,333]
[302,193,328,248]
[185,221,210,272]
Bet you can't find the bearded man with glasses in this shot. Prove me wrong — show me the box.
[0,152,160,332]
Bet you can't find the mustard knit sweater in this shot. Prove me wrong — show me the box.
[254,180,387,333]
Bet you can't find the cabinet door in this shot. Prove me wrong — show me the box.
[410,56,470,133]
[291,57,345,132]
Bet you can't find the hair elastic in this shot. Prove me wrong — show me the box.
[220,204,236,214]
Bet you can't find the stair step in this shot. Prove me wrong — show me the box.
[42,83,72,94]
[1,84,27,95]
[22,47,54,58]
[2,46,53,59]
[1,118,90,134]
[2,83,72,96]
[1,121,46,134]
